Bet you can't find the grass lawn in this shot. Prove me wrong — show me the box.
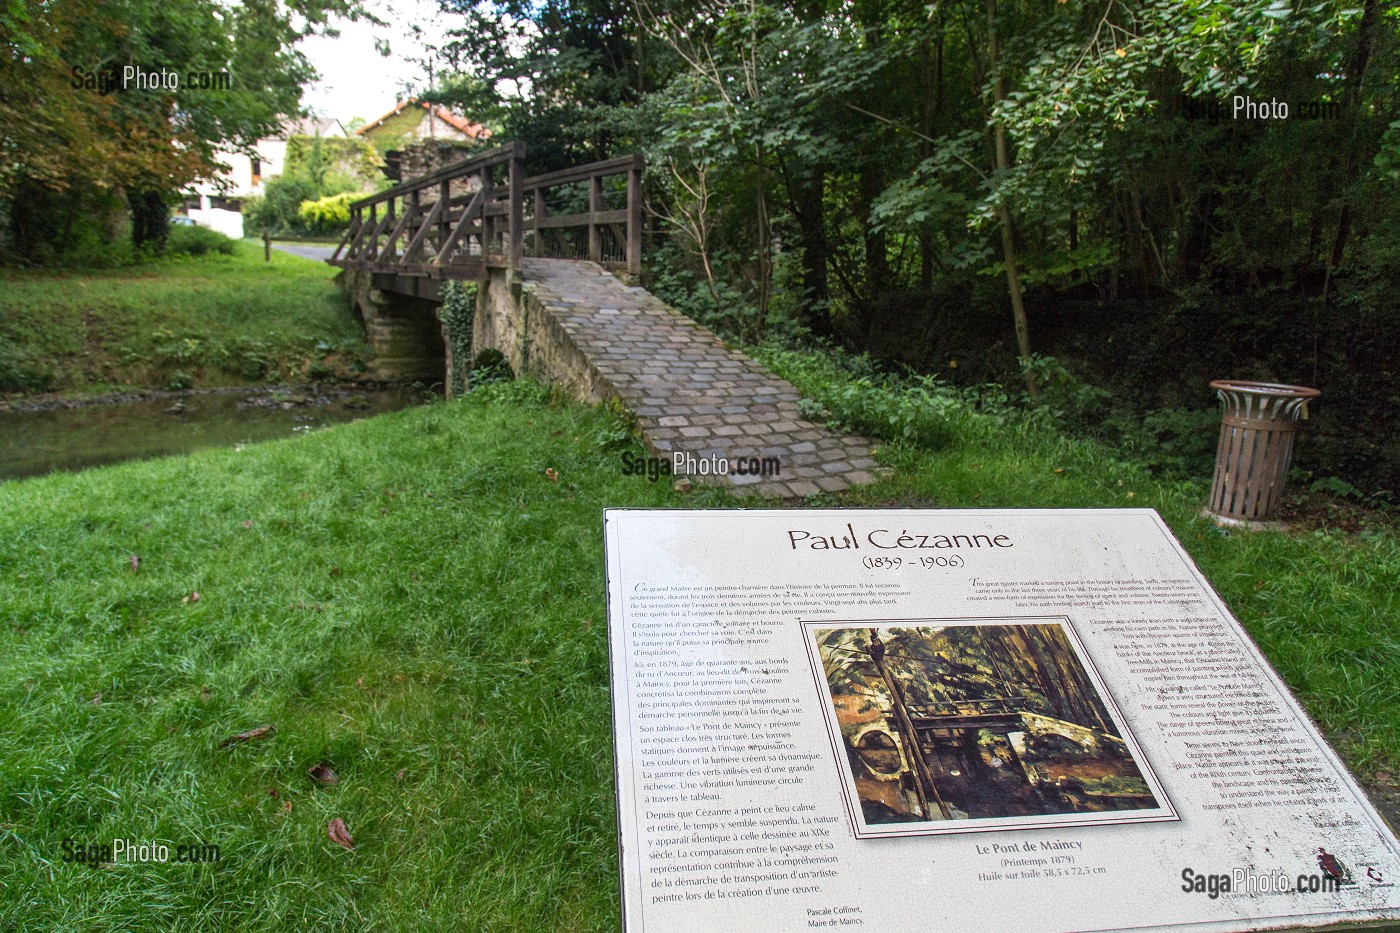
[0,242,366,395]
[1,365,1397,928]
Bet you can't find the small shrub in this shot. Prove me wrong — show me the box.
[594,398,635,452]
[306,360,336,381]
[0,337,55,392]
[297,192,357,236]
[1105,406,1220,478]
[167,224,236,257]
[226,336,274,380]
[469,348,513,388]
[151,329,204,366]
[472,378,549,406]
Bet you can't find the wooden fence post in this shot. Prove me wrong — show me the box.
[480,163,494,272]
[627,155,643,277]
[588,174,603,263]
[532,188,546,259]
[509,141,524,270]
[438,179,451,262]
[263,229,271,262]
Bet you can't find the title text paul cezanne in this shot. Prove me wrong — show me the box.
[786,523,1013,551]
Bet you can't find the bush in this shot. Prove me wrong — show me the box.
[755,344,976,449]
[469,348,514,387]
[0,336,55,392]
[297,192,357,236]
[243,175,318,236]
[166,224,236,257]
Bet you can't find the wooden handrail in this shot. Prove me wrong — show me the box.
[523,152,644,276]
[332,141,643,278]
[348,141,524,211]
[522,154,643,192]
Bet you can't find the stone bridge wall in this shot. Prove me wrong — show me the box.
[472,266,607,402]
[339,267,446,383]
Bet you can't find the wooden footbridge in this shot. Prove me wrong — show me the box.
[326,141,881,499]
[327,141,643,298]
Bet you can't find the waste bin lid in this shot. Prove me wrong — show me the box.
[1209,379,1320,400]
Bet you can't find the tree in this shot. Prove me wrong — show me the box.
[1,0,365,259]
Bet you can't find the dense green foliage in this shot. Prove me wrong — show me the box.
[438,280,476,397]
[0,240,366,394]
[429,0,1400,494]
[166,224,237,258]
[244,133,381,238]
[295,192,358,236]
[0,0,364,259]
[1,363,1395,927]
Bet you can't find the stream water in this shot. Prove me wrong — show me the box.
[0,385,429,482]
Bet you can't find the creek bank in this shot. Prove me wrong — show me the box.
[0,381,420,414]
[0,382,434,481]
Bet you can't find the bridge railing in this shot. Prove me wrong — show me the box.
[329,142,644,280]
[524,154,643,277]
[329,141,523,278]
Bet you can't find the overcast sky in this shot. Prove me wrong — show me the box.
[296,0,456,125]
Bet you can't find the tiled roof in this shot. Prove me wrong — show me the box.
[355,100,491,140]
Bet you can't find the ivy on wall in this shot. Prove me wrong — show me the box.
[439,280,475,398]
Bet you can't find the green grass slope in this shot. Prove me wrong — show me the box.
[0,242,366,394]
[1,368,1396,930]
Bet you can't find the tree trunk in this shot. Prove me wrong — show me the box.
[869,630,952,821]
[753,141,771,341]
[129,189,169,253]
[784,163,831,336]
[1326,0,1379,275]
[985,0,1037,398]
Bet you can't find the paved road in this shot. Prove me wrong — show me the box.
[271,242,338,262]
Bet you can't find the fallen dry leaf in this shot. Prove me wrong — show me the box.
[395,768,407,782]
[199,685,211,704]
[545,467,558,482]
[307,762,339,785]
[266,787,279,797]
[283,799,293,812]
[218,724,275,748]
[129,554,140,572]
[181,591,201,605]
[89,692,102,706]
[327,818,354,850]
[1378,770,1395,786]
[241,519,253,529]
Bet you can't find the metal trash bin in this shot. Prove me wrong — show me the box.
[1205,380,1320,528]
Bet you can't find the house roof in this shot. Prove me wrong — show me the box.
[355,99,491,141]
[275,115,348,139]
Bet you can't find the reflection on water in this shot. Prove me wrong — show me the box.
[0,386,428,481]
